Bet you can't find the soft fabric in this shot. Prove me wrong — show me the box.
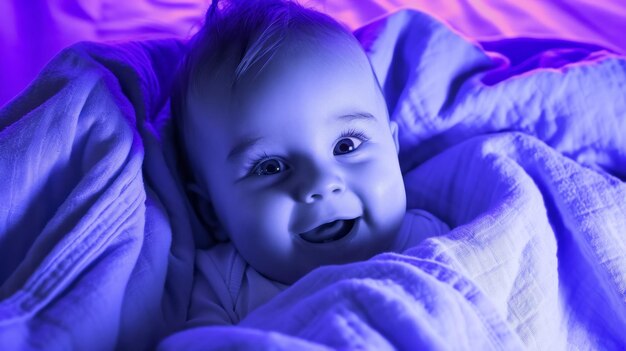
[187,209,449,326]
[0,39,201,350]
[0,8,625,350]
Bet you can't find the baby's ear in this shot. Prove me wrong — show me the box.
[187,183,228,241]
[389,121,400,154]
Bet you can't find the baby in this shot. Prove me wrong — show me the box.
[171,0,449,325]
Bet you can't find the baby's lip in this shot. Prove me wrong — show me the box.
[296,215,359,235]
[298,217,359,244]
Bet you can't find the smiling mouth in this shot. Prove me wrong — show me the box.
[298,218,358,244]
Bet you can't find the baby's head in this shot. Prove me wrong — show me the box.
[173,0,406,284]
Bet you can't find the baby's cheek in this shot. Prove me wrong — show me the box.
[373,177,405,223]
[361,157,404,201]
[231,194,293,252]
[360,155,406,229]
[239,189,293,233]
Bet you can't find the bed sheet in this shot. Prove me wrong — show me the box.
[0,1,625,350]
[2,0,626,107]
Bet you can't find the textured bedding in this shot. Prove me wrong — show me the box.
[1,5,626,351]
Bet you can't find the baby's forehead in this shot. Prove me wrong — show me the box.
[190,29,372,104]
[229,23,361,70]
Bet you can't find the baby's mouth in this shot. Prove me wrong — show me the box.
[299,218,358,244]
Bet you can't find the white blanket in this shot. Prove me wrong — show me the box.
[1,10,625,350]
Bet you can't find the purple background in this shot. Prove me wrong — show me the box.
[1,0,626,108]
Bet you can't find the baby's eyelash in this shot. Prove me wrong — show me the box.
[245,151,271,174]
[340,128,369,141]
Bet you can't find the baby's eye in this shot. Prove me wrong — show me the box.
[334,137,363,155]
[251,158,288,176]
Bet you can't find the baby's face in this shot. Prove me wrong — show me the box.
[186,33,406,284]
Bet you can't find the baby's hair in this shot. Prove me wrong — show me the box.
[171,0,355,123]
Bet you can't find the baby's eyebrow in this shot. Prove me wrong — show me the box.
[335,112,377,123]
[227,136,264,162]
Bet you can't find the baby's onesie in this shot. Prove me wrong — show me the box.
[186,209,450,327]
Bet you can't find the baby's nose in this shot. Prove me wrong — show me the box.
[298,171,345,204]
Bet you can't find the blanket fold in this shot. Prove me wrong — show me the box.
[0,39,201,350]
